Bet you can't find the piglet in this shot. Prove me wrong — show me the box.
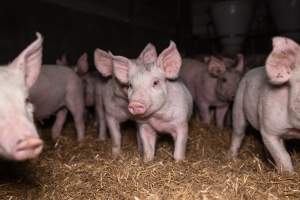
[94,43,158,157]
[29,55,85,142]
[112,41,193,161]
[180,54,244,128]
[56,53,101,110]
[228,37,300,172]
[0,33,43,161]
[57,53,107,139]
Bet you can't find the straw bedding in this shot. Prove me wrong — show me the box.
[1,118,300,200]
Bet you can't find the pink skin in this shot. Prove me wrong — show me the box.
[227,37,300,172]
[57,53,103,129]
[94,43,158,157]
[112,41,193,162]
[29,56,85,142]
[0,33,43,161]
[180,54,244,128]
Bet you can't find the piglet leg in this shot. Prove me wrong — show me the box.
[51,108,68,141]
[139,123,157,162]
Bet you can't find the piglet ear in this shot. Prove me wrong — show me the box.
[10,32,43,88]
[56,54,68,66]
[157,41,182,79]
[207,56,226,77]
[266,37,299,85]
[76,52,89,76]
[94,48,113,77]
[111,53,131,84]
[138,43,157,64]
[235,53,244,73]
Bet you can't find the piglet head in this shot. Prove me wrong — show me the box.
[215,54,245,102]
[112,41,182,117]
[74,53,94,106]
[0,33,44,161]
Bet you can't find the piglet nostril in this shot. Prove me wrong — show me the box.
[16,139,23,145]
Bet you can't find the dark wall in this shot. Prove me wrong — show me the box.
[0,0,191,66]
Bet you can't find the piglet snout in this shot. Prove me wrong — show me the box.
[128,101,146,115]
[13,137,43,161]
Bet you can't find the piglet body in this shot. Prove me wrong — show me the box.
[94,44,158,157]
[228,37,300,172]
[180,55,244,128]
[29,64,85,141]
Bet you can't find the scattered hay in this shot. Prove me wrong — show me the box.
[1,119,300,199]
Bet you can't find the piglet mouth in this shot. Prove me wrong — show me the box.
[12,137,43,161]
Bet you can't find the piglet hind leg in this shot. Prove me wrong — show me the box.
[227,83,247,159]
[262,133,294,172]
[172,124,188,161]
[51,108,68,141]
[215,106,229,129]
[95,95,107,141]
[66,94,85,142]
[106,115,122,159]
[139,123,157,162]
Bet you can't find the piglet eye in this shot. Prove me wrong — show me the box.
[128,83,132,89]
[25,97,30,103]
[222,78,227,83]
[153,80,160,87]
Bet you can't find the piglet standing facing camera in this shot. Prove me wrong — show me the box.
[180,54,244,128]
[112,41,193,162]
[227,37,300,172]
[0,33,44,161]
[94,43,158,157]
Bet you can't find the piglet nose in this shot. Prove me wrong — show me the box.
[13,137,43,161]
[128,101,146,115]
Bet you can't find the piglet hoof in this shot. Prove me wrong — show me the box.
[77,135,85,142]
[225,150,237,160]
[112,148,121,159]
[98,134,107,141]
[51,134,60,143]
[174,156,185,162]
[174,158,185,163]
[143,155,154,163]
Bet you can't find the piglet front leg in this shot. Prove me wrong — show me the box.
[139,123,157,162]
[262,133,293,172]
[106,115,122,159]
[172,123,188,161]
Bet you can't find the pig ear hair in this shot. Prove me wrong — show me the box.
[266,37,299,85]
[157,41,182,79]
[94,48,113,77]
[234,53,244,73]
[111,53,131,84]
[207,56,226,77]
[56,54,68,66]
[10,32,43,88]
[76,52,89,76]
[138,43,157,64]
